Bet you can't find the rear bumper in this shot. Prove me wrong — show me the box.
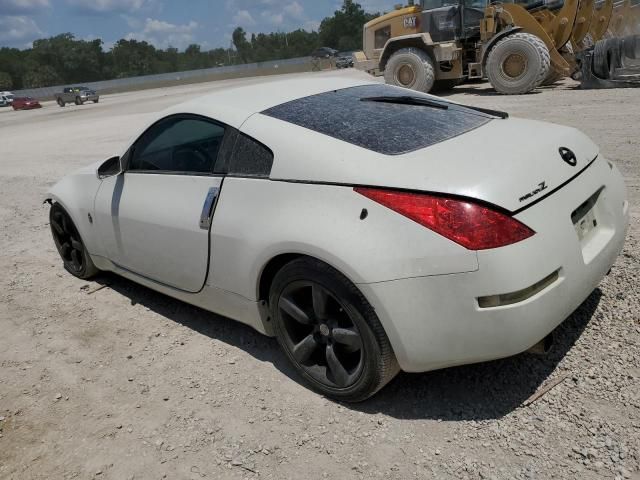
[359,157,629,372]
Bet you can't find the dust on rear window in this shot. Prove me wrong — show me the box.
[261,84,493,155]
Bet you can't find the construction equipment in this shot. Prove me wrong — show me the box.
[578,33,640,88]
[354,0,640,94]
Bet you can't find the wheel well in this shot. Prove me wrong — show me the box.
[380,40,434,71]
[258,253,304,303]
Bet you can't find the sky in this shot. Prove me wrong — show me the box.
[0,0,395,51]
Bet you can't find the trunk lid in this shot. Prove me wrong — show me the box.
[396,117,599,212]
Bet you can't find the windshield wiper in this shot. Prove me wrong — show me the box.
[360,95,449,110]
[459,104,509,119]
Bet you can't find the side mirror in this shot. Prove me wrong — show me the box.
[97,156,122,179]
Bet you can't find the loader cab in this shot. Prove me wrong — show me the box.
[419,0,486,41]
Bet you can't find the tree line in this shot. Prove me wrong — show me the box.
[0,0,379,91]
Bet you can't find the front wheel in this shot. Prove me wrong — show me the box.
[486,32,551,95]
[269,258,399,402]
[384,48,436,93]
[49,204,98,279]
[75,97,83,105]
[57,98,65,107]
[93,99,99,103]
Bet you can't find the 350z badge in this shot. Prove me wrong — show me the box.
[519,181,548,203]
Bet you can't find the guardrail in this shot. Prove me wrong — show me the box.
[12,56,320,100]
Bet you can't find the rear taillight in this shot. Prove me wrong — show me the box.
[354,187,535,250]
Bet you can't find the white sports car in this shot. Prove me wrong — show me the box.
[46,76,629,401]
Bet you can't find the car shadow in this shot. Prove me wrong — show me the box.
[93,273,601,421]
[352,289,601,420]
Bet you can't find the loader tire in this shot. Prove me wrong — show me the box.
[384,48,436,93]
[486,32,551,95]
[593,38,622,78]
[622,34,640,60]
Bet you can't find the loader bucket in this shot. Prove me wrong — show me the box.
[578,33,640,87]
[589,0,615,42]
[572,0,596,45]
[609,0,632,36]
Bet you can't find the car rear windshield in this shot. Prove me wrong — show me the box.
[262,84,493,155]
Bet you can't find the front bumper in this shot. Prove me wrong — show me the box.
[359,157,629,372]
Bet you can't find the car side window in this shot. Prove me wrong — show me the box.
[228,133,274,178]
[129,116,226,174]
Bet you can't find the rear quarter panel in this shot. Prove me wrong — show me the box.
[208,177,478,301]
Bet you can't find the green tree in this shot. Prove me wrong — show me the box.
[232,27,253,63]
[319,0,379,51]
[23,65,62,88]
[0,71,12,90]
[109,39,159,77]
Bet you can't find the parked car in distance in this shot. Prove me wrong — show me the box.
[336,51,355,69]
[55,86,99,107]
[12,97,42,110]
[0,91,14,107]
[311,47,338,58]
[46,77,629,402]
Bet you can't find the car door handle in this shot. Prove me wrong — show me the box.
[199,186,220,230]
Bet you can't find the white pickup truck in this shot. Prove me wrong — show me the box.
[0,91,14,107]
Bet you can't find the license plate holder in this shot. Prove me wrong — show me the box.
[571,188,603,242]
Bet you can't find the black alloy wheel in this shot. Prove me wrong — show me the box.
[278,280,365,389]
[270,258,399,402]
[49,204,98,279]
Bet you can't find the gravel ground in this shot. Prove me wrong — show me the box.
[0,71,638,480]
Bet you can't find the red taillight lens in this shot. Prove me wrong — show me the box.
[354,187,535,250]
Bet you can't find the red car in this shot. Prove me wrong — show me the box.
[12,97,42,110]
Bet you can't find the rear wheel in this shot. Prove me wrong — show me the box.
[57,98,65,107]
[384,48,436,93]
[93,99,99,103]
[486,32,551,95]
[49,204,98,279]
[75,97,83,105]
[269,258,399,402]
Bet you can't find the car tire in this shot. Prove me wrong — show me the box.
[75,97,83,105]
[93,99,99,103]
[49,203,98,279]
[486,32,551,95]
[384,48,436,93]
[57,98,65,107]
[269,257,399,402]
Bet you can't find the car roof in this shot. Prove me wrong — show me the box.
[165,75,377,128]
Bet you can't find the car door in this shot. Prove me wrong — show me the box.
[94,114,229,293]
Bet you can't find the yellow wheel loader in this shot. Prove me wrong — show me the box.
[354,0,640,93]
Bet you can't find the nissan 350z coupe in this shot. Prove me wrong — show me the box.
[46,77,629,401]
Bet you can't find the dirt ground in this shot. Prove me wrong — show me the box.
[0,71,638,480]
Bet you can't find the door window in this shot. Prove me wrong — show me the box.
[129,116,226,174]
[374,26,391,49]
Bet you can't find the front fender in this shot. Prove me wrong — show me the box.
[379,33,434,70]
[480,27,523,67]
[45,163,104,256]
